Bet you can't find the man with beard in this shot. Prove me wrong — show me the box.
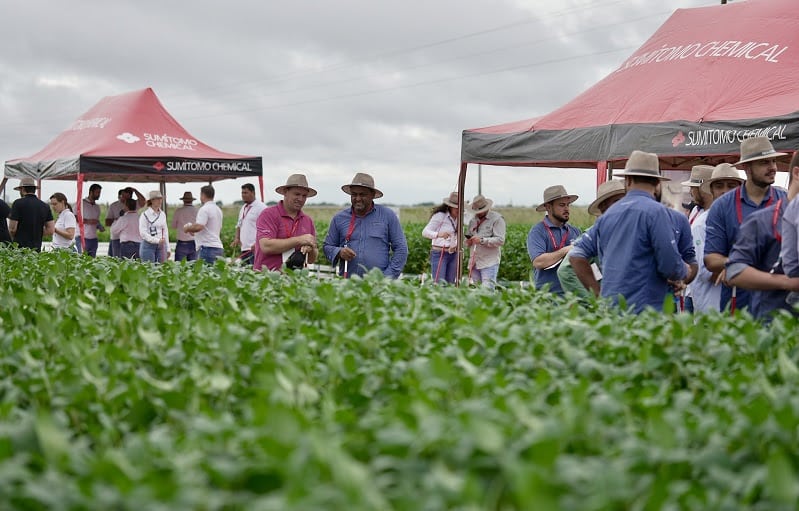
[324,172,407,279]
[704,136,788,312]
[526,185,581,294]
[75,183,103,257]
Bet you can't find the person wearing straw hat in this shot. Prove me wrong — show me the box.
[138,190,170,263]
[171,191,199,262]
[324,172,407,278]
[570,150,688,313]
[106,187,145,257]
[421,191,461,284]
[75,183,103,257]
[465,194,506,289]
[557,179,625,297]
[726,152,799,321]
[8,177,54,251]
[184,185,224,265]
[686,164,745,313]
[526,185,581,294]
[704,136,788,313]
[681,165,714,226]
[781,151,799,281]
[232,183,267,266]
[254,174,319,272]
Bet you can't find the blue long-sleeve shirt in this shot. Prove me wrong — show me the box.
[323,204,408,278]
[704,184,786,311]
[526,216,581,293]
[569,189,687,313]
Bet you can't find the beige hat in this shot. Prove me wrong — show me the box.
[14,177,38,190]
[681,165,714,187]
[275,173,318,197]
[535,185,578,212]
[588,180,626,216]
[342,172,383,198]
[147,190,163,200]
[615,150,670,181]
[700,163,745,194]
[736,136,788,165]
[469,194,493,215]
[442,191,459,208]
[180,191,195,202]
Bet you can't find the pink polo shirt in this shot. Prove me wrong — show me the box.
[252,201,316,271]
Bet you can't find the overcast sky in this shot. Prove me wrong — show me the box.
[1,0,719,207]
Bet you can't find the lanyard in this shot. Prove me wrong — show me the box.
[240,202,253,221]
[471,216,486,235]
[282,216,300,238]
[543,221,568,250]
[344,205,373,243]
[735,186,774,224]
[773,199,783,243]
[143,210,161,226]
[688,207,701,225]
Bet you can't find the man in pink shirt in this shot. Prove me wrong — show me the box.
[253,174,318,272]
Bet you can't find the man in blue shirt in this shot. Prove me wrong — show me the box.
[780,151,799,279]
[570,150,688,313]
[527,185,581,294]
[727,157,799,320]
[704,136,789,312]
[324,173,408,279]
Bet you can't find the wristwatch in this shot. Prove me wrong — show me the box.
[480,237,486,245]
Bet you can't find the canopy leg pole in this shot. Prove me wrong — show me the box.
[0,177,7,199]
[455,162,468,288]
[596,161,608,189]
[258,175,265,202]
[77,175,85,253]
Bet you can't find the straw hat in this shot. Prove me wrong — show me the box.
[588,180,626,216]
[700,163,745,194]
[681,165,714,187]
[147,190,163,200]
[14,177,38,190]
[535,185,578,212]
[442,191,459,208]
[615,150,670,181]
[342,172,383,198]
[275,174,318,197]
[469,194,493,215]
[180,191,196,202]
[736,136,788,165]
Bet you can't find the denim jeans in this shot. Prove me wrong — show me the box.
[471,263,499,289]
[75,237,98,257]
[120,241,140,259]
[238,250,254,266]
[199,246,225,265]
[429,248,458,283]
[174,240,198,262]
[109,239,121,258]
[140,241,164,263]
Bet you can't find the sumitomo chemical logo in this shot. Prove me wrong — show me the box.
[681,125,788,148]
[153,162,165,172]
[117,132,140,144]
[164,161,252,172]
[144,133,198,151]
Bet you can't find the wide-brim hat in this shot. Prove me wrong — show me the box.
[700,163,745,194]
[535,185,578,212]
[14,177,37,190]
[180,191,195,202]
[615,150,670,181]
[342,172,383,199]
[147,190,163,201]
[442,191,459,208]
[588,179,626,216]
[276,173,318,197]
[736,136,788,165]
[681,164,714,187]
[469,194,493,214]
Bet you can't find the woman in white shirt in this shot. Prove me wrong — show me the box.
[421,192,461,283]
[139,190,170,263]
[49,192,77,251]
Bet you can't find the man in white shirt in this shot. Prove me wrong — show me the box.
[106,187,145,257]
[184,185,224,264]
[231,183,267,266]
[171,191,199,261]
[76,183,103,257]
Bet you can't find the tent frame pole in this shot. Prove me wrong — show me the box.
[455,162,468,287]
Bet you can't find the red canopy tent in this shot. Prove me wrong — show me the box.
[456,0,799,280]
[3,87,263,247]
